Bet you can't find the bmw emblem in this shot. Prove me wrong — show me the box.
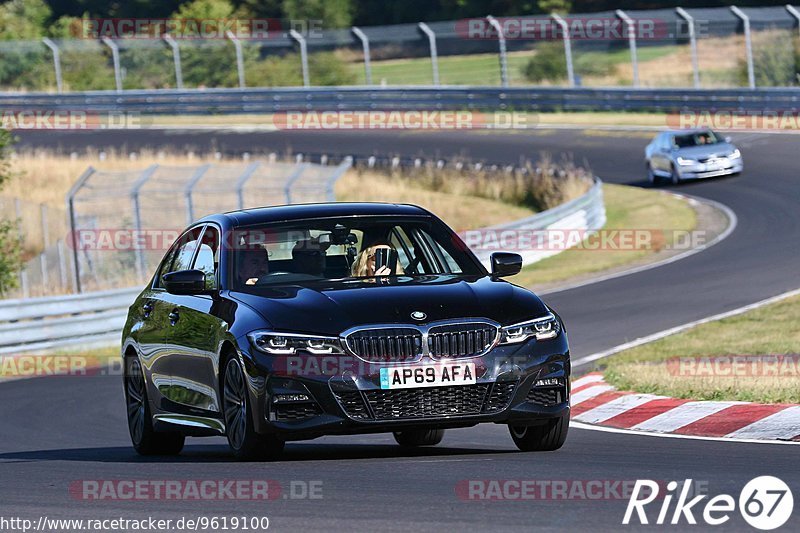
[410,311,427,321]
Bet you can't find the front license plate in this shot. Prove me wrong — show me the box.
[379,363,477,390]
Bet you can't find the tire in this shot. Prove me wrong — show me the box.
[124,356,185,456]
[670,164,681,185]
[508,413,569,452]
[222,357,284,461]
[646,163,657,185]
[393,428,445,447]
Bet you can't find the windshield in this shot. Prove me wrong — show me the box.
[673,130,723,148]
[230,216,483,291]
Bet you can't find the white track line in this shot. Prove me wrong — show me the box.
[570,384,615,406]
[573,287,800,368]
[631,401,741,433]
[571,373,605,389]
[573,394,665,424]
[539,194,737,296]
[727,406,800,441]
[570,421,799,446]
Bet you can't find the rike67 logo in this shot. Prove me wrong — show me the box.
[624,477,793,530]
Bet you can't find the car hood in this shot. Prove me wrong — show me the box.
[230,275,550,336]
[676,143,736,158]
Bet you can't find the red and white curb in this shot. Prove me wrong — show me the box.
[570,373,800,442]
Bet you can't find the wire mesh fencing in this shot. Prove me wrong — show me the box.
[1,6,800,92]
[61,158,351,295]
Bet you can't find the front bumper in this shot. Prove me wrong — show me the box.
[677,158,742,180]
[240,334,570,440]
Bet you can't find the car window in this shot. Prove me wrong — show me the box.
[169,227,203,273]
[154,242,180,289]
[193,226,219,290]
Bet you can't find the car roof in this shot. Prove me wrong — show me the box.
[197,202,432,227]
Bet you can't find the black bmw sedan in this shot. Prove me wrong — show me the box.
[122,203,570,460]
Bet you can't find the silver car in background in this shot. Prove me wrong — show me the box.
[645,129,743,185]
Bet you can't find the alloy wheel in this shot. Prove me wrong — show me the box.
[125,358,146,445]
[224,359,248,451]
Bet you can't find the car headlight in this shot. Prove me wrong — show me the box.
[499,314,561,344]
[248,331,344,355]
[676,156,698,166]
[728,149,741,159]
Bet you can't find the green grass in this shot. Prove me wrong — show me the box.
[509,183,696,287]
[604,294,800,403]
[349,45,678,87]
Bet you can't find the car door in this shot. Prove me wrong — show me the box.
[162,225,226,413]
[650,134,666,173]
[136,235,184,409]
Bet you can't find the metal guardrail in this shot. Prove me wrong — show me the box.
[0,287,138,354]
[2,86,799,114]
[0,177,605,354]
[468,177,606,267]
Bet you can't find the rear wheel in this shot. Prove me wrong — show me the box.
[508,413,569,452]
[393,428,445,447]
[223,357,284,461]
[124,357,184,455]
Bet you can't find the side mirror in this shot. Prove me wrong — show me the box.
[724,136,732,143]
[162,269,207,295]
[491,252,522,278]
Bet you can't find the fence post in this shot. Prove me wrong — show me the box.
[185,164,210,225]
[65,167,95,293]
[284,164,309,204]
[42,38,63,93]
[730,6,755,89]
[57,239,68,289]
[788,5,800,36]
[40,253,49,288]
[14,198,23,246]
[40,203,50,250]
[290,29,310,87]
[226,30,246,88]
[101,37,123,92]
[20,271,29,298]
[325,157,353,202]
[130,165,158,281]
[676,8,700,88]
[235,162,261,209]
[418,22,440,86]
[351,27,372,85]
[551,13,575,87]
[616,10,639,88]
[163,34,184,89]
[486,16,509,87]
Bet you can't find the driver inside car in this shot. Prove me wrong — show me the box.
[238,247,269,286]
[351,242,405,277]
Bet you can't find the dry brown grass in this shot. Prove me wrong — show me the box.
[6,150,226,208]
[605,293,800,403]
[335,170,536,231]
[583,35,746,88]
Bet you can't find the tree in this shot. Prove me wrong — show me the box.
[283,0,353,29]
[538,0,571,14]
[0,129,21,296]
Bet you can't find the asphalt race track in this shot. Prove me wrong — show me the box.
[2,128,798,531]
